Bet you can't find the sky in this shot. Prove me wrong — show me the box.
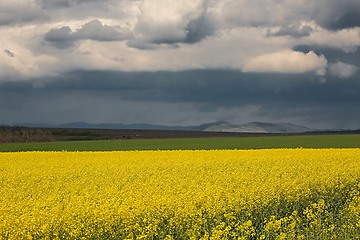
[1,0,360,129]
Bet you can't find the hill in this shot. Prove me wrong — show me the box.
[19,121,315,133]
[200,121,314,133]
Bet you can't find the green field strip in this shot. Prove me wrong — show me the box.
[1,134,360,152]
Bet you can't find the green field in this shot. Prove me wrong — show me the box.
[1,134,359,152]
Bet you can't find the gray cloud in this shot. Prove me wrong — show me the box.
[4,50,15,58]
[44,19,132,48]
[45,26,72,42]
[128,0,360,50]
[268,25,313,38]
[73,19,132,41]
[293,45,360,65]
[40,0,71,8]
[0,2,45,26]
[215,0,360,36]
[1,69,359,129]
[128,13,215,49]
[2,1,359,33]
[312,0,360,30]
[44,26,74,48]
[129,1,216,49]
[328,62,358,78]
[40,0,113,9]
[185,13,216,43]
[37,0,134,24]
[293,45,360,81]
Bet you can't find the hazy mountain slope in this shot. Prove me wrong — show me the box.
[202,121,314,133]
[19,121,314,133]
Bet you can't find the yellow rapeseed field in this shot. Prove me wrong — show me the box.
[1,149,360,239]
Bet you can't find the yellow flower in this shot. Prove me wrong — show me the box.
[0,148,359,239]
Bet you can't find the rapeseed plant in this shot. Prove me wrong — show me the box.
[0,149,359,239]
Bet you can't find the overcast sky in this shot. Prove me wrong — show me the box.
[1,0,360,129]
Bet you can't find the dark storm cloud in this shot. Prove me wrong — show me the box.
[1,69,359,129]
[313,0,360,30]
[44,19,132,48]
[327,9,360,30]
[4,69,359,106]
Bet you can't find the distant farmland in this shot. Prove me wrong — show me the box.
[1,133,360,152]
[0,126,299,143]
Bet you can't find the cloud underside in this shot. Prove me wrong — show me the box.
[1,69,359,129]
[45,19,132,48]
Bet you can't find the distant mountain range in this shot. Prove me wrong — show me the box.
[19,121,318,134]
[199,121,315,133]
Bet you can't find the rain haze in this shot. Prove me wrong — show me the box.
[1,0,360,130]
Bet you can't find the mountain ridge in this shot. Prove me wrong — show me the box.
[18,121,317,133]
[201,121,315,133]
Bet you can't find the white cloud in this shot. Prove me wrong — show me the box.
[302,27,360,52]
[0,25,60,81]
[133,0,205,44]
[242,50,328,74]
[0,49,58,81]
[0,0,359,82]
[329,62,358,79]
